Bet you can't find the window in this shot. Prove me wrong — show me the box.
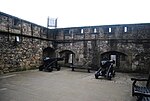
[124,27,127,32]
[16,36,19,42]
[109,28,111,33]
[94,28,97,33]
[81,29,84,33]
[13,18,20,26]
[15,36,20,42]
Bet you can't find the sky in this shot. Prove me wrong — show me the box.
[1,0,150,28]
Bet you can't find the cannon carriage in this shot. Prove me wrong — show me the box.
[95,59,115,80]
[39,57,63,72]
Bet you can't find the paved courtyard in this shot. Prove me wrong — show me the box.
[0,68,144,101]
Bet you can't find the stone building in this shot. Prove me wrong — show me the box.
[0,12,150,74]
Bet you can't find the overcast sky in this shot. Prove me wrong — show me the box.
[1,0,150,28]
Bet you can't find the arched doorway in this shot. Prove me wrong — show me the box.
[59,50,75,66]
[100,51,127,71]
[43,47,55,59]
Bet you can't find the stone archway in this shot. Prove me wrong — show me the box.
[59,50,75,66]
[100,51,128,71]
[43,47,55,59]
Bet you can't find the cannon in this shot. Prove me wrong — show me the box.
[95,59,115,80]
[39,57,64,72]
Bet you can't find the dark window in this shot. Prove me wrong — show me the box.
[13,18,20,26]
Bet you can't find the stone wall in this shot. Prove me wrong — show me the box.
[0,12,150,73]
[0,33,51,74]
[0,12,53,74]
[56,24,150,73]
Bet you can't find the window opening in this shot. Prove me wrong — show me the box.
[124,27,127,32]
[16,36,20,42]
[109,28,111,33]
[94,28,97,33]
[81,29,84,33]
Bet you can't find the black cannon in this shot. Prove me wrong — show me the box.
[39,57,63,72]
[95,59,115,80]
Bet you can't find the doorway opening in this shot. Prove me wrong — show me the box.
[101,51,127,69]
[59,50,75,66]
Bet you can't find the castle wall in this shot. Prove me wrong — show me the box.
[0,12,150,73]
[0,12,53,74]
[56,24,150,72]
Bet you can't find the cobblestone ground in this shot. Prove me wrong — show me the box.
[0,68,146,101]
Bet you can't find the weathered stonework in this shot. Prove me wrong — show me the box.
[0,33,51,74]
[0,12,150,74]
[0,12,53,74]
[56,24,150,73]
